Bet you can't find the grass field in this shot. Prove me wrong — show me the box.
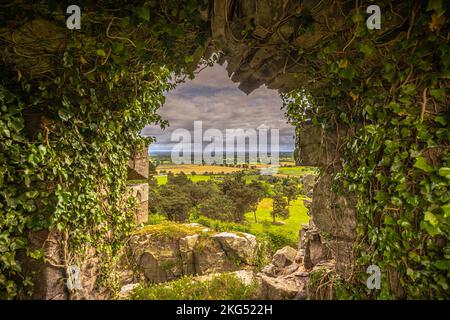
[157,164,242,174]
[147,196,310,246]
[275,166,318,177]
[244,197,310,244]
[154,164,317,185]
[154,174,224,185]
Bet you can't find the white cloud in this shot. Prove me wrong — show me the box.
[141,64,294,152]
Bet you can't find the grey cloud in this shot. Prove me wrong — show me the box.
[141,64,294,152]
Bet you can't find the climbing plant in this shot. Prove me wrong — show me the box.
[0,0,448,300]
[283,1,449,299]
[0,0,209,299]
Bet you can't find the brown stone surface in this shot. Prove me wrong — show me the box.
[127,148,149,180]
[19,229,106,300]
[127,226,261,283]
[272,246,298,268]
[126,182,149,224]
[311,175,357,241]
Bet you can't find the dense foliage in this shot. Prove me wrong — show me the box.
[149,172,300,223]
[0,0,448,300]
[0,0,209,299]
[283,1,449,299]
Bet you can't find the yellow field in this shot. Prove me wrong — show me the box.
[156,162,314,177]
[157,164,242,174]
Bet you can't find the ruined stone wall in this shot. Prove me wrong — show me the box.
[296,124,358,298]
[19,109,149,299]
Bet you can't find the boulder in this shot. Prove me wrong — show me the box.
[301,222,331,270]
[126,223,261,283]
[257,273,307,300]
[272,246,298,268]
[193,237,236,275]
[213,232,258,264]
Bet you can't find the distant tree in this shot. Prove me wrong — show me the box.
[248,180,266,222]
[167,172,192,186]
[189,180,220,206]
[271,194,289,223]
[220,173,254,221]
[157,185,192,221]
[281,178,300,205]
[198,195,235,221]
[149,160,157,175]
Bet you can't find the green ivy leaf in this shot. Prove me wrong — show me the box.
[424,211,438,226]
[413,157,434,173]
[437,167,450,179]
[58,108,72,121]
[138,6,150,21]
[429,88,446,101]
[96,49,106,57]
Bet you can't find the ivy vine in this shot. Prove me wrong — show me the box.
[0,0,209,299]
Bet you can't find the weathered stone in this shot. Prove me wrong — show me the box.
[303,198,312,210]
[307,261,338,300]
[278,263,300,276]
[127,225,261,283]
[129,232,182,283]
[193,237,236,275]
[301,174,317,197]
[311,175,356,240]
[118,283,139,299]
[257,273,306,300]
[272,246,298,268]
[19,229,106,300]
[139,252,180,283]
[325,239,354,278]
[213,232,258,264]
[127,148,149,180]
[19,229,66,300]
[302,222,331,270]
[126,182,149,224]
[179,235,199,275]
[261,263,281,277]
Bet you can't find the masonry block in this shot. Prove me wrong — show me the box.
[126,182,149,224]
[127,148,149,180]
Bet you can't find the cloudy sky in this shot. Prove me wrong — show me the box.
[141,63,295,154]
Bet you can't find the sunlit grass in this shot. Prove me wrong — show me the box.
[244,197,310,245]
[131,272,258,300]
[154,174,224,185]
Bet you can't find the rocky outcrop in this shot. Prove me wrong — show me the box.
[124,223,263,284]
[301,222,332,270]
[271,246,297,268]
[208,0,349,94]
[257,246,309,300]
[294,122,358,298]
[301,174,317,198]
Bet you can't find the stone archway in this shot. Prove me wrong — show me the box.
[195,0,358,294]
[0,0,358,299]
[1,0,447,300]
